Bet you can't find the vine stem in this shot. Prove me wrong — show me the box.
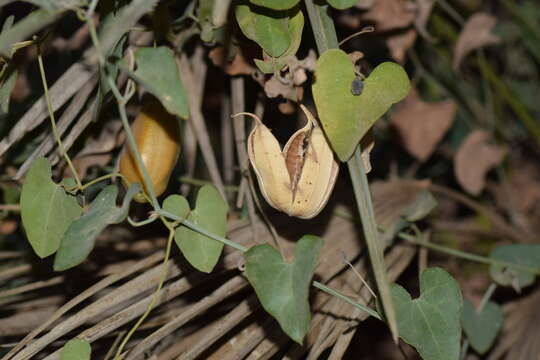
[114,223,176,360]
[87,17,161,210]
[304,0,399,342]
[312,281,382,320]
[36,40,82,189]
[158,209,248,253]
[78,173,125,191]
[477,283,497,313]
[399,232,540,276]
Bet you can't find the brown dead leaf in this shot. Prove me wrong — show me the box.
[356,0,375,10]
[490,161,540,232]
[0,219,17,235]
[360,130,374,173]
[454,130,507,195]
[386,29,417,63]
[361,0,416,32]
[391,90,456,161]
[348,50,364,64]
[65,121,123,178]
[453,13,500,70]
[278,101,296,115]
[264,75,298,102]
[69,154,112,179]
[208,47,255,76]
[286,50,317,86]
[414,0,435,41]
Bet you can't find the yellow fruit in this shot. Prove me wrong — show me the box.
[119,100,180,203]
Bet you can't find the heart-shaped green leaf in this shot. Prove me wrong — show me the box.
[235,3,291,58]
[461,299,503,354]
[250,0,300,10]
[163,194,190,220]
[245,235,323,344]
[312,49,410,161]
[60,339,91,360]
[391,267,463,360]
[489,244,540,289]
[253,7,303,74]
[20,157,82,258]
[327,0,357,10]
[53,184,140,271]
[126,46,189,119]
[174,185,228,273]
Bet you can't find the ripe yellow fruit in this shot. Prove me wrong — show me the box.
[119,100,180,202]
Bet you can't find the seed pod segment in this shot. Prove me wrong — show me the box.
[119,100,181,203]
[244,105,339,219]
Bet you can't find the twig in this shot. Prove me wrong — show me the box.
[177,53,226,199]
[36,41,82,188]
[3,252,163,360]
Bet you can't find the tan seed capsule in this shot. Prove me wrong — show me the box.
[239,105,339,219]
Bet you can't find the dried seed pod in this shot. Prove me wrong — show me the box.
[119,100,180,203]
[243,105,339,219]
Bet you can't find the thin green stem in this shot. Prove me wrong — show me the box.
[347,147,398,339]
[127,214,159,227]
[87,18,161,210]
[107,78,161,210]
[79,173,125,191]
[476,56,540,146]
[477,283,497,313]
[114,224,175,360]
[304,0,399,342]
[304,0,339,51]
[36,42,82,189]
[399,232,540,276]
[434,0,465,25]
[179,176,240,192]
[158,209,248,253]
[460,339,469,360]
[312,281,382,320]
[86,0,99,20]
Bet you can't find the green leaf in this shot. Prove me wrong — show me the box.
[0,16,16,116]
[250,0,300,10]
[461,299,503,354]
[53,184,140,271]
[197,0,215,42]
[174,185,228,273]
[0,9,63,57]
[97,0,159,57]
[327,0,357,10]
[391,267,462,360]
[312,49,410,161]
[60,339,91,360]
[235,4,291,57]
[489,244,540,289]
[254,8,304,74]
[245,235,323,344]
[1,15,14,32]
[97,34,126,107]
[20,158,82,258]
[255,16,289,58]
[125,46,189,119]
[163,194,190,220]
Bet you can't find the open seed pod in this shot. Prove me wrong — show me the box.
[245,105,339,219]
